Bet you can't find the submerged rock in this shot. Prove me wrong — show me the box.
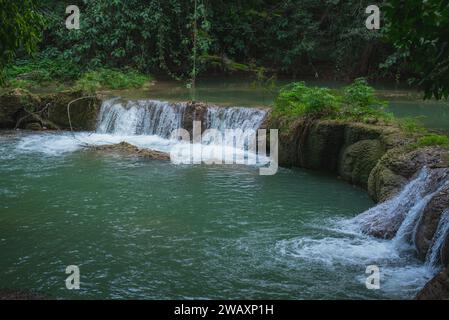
[87,142,170,160]
[416,267,449,300]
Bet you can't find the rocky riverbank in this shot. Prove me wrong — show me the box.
[0,88,101,131]
[269,113,449,299]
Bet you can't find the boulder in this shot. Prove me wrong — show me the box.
[39,91,101,131]
[87,142,170,160]
[0,88,41,129]
[339,139,384,188]
[416,267,449,300]
[181,101,208,134]
[368,148,449,202]
[25,122,43,131]
[415,186,449,261]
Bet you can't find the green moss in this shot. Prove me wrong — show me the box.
[416,134,449,148]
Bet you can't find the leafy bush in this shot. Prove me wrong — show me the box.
[74,69,152,93]
[416,134,449,148]
[274,82,341,117]
[273,79,393,123]
[339,78,391,122]
[4,55,82,87]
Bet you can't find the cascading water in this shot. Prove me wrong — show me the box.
[97,98,267,141]
[94,98,269,164]
[353,167,449,264]
[280,166,448,298]
[96,99,187,138]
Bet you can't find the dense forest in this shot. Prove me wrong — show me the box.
[1,0,448,99]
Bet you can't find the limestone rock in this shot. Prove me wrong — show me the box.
[416,267,449,300]
[0,88,41,129]
[87,142,170,160]
[415,186,449,261]
[339,139,384,188]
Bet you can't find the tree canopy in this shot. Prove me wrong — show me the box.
[383,0,449,99]
[1,0,448,99]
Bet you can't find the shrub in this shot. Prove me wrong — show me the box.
[273,79,393,123]
[339,78,391,121]
[416,134,449,148]
[4,55,81,86]
[274,82,341,117]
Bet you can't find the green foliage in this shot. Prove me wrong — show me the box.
[0,0,44,84]
[416,134,449,148]
[274,82,341,117]
[339,78,392,122]
[34,0,386,81]
[74,69,152,93]
[5,54,81,85]
[398,117,428,135]
[383,0,449,100]
[274,79,392,122]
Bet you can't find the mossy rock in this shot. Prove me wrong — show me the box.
[39,91,101,131]
[25,122,43,131]
[339,139,385,188]
[302,120,346,172]
[0,88,41,129]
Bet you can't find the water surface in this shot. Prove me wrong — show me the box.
[0,132,432,299]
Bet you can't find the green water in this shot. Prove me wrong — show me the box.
[114,78,449,130]
[0,132,400,299]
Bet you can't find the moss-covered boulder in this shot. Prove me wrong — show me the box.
[39,91,101,131]
[0,88,41,129]
[339,139,385,188]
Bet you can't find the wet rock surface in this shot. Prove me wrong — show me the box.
[416,267,449,300]
[86,142,170,160]
[415,185,449,261]
[0,89,101,131]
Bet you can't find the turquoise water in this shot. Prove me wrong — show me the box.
[0,132,432,299]
[113,78,449,130]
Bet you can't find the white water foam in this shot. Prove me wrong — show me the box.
[15,99,269,165]
[276,168,449,298]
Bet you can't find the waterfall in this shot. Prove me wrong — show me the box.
[205,106,267,133]
[97,99,187,138]
[96,99,268,142]
[353,168,435,238]
[353,167,449,270]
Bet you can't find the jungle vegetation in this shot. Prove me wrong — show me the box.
[0,0,448,100]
